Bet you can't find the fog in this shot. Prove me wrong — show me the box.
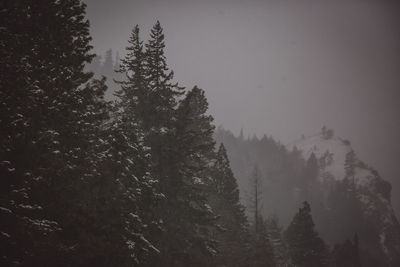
[84,0,400,215]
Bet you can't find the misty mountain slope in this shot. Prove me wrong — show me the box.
[216,126,400,267]
[215,127,309,227]
[288,133,350,183]
[289,129,400,267]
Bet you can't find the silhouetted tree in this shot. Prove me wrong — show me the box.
[116,25,148,126]
[0,2,161,266]
[209,144,249,266]
[143,21,184,131]
[285,202,330,267]
[266,214,292,266]
[0,0,106,265]
[248,164,263,233]
[247,216,276,267]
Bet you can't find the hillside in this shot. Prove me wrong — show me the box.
[216,126,400,267]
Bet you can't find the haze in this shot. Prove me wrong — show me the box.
[84,0,400,215]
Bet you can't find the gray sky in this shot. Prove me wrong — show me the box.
[84,0,400,214]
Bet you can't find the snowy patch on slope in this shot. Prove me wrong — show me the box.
[288,131,400,265]
[287,133,351,181]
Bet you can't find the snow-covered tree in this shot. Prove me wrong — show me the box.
[1,2,159,266]
[0,0,96,264]
[209,143,249,266]
[145,86,218,266]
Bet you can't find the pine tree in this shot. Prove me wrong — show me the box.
[285,201,330,267]
[0,1,96,264]
[144,86,219,266]
[301,152,324,221]
[209,144,249,267]
[325,177,363,245]
[266,214,291,266]
[245,166,276,266]
[117,22,192,266]
[89,102,159,266]
[143,21,184,131]
[112,25,165,266]
[248,164,263,233]
[1,1,159,266]
[247,216,276,267]
[116,25,148,125]
[140,22,184,197]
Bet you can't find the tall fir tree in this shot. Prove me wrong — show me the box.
[0,0,95,264]
[247,216,276,267]
[90,101,159,267]
[116,25,148,125]
[209,143,249,267]
[285,201,330,267]
[266,214,292,266]
[112,25,166,266]
[143,20,184,131]
[1,1,159,266]
[140,21,183,200]
[248,164,263,233]
[146,86,219,266]
[117,23,223,265]
[116,22,186,266]
[325,177,363,245]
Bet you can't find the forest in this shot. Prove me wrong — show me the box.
[1,1,400,267]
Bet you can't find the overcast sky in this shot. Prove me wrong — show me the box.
[84,0,400,214]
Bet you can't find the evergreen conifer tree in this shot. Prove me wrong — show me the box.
[247,216,276,267]
[115,29,223,263]
[1,2,159,266]
[209,144,249,266]
[266,214,291,266]
[145,86,218,266]
[248,165,263,233]
[143,21,183,131]
[0,0,107,264]
[90,102,159,266]
[116,25,148,125]
[285,201,330,267]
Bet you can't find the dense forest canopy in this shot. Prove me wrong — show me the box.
[1,1,399,267]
